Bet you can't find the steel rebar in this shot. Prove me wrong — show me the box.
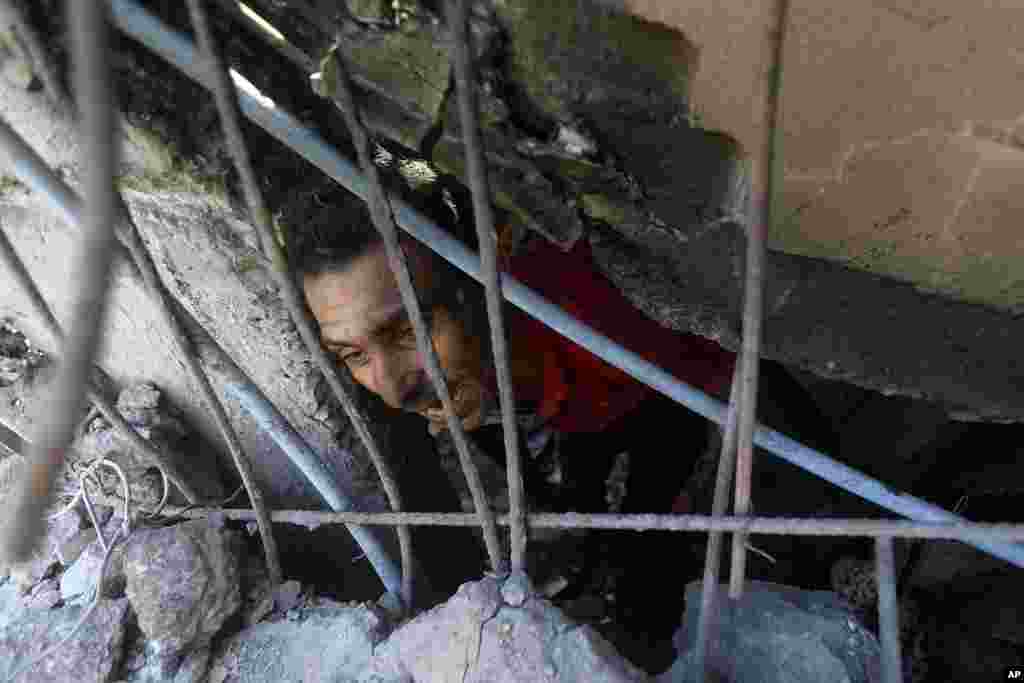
[449,0,526,573]
[83,0,1024,569]
[876,536,903,683]
[0,106,281,573]
[730,0,792,600]
[129,504,1024,543]
[0,0,118,566]
[182,0,365,589]
[118,205,283,585]
[694,366,742,682]
[323,44,507,575]
[0,219,201,503]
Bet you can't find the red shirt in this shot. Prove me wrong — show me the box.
[497,238,735,433]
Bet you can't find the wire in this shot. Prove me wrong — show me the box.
[4,458,132,683]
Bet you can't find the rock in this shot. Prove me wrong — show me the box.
[210,603,389,683]
[501,571,532,607]
[72,382,225,507]
[25,578,61,610]
[321,15,449,150]
[0,597,131,682]
[60,523,128,606]
[46,505,87,561]
[0,322,44,387]
[358,577,648,682]
[7,548,58,596]
[116,382,163,422]
[663,581,881,683]
[55,527,98,568]
[122,520,243,660]
[0,575,23,629]
[123,644,215,683]
[3,505,92,595]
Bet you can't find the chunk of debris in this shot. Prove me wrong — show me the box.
[358,577,649,682]
[71,382,226,507]
[663,581,881,683]
[122,520,243,663]
[0,597,131,682]
[209,601,390,683]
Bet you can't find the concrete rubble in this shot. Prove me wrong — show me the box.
[662,581,882,683]
[358,576,651,683]
[0,594,132,683]
[123,520,243,663]
[71,382,226,508]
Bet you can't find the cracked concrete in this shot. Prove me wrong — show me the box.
[622,0,1024,312]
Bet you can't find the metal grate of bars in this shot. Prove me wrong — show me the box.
[0,1,1023,681]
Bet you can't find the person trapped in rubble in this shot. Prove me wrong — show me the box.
[280,173,836,667]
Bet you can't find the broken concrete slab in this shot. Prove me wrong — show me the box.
[664,580,881,683]
[622,0,1024,310]
[588,220,1024,422]
[358,577,650,682]
[0,597,131,683]
[210,602,389,683]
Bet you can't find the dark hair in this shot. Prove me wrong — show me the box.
[278,168,479,283]
[279,180,382,280]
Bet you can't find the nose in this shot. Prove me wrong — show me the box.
[370,351,422,410]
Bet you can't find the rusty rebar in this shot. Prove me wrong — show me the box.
[876,536,903,683]
[105,0,1024,570]
[133,504,1024,544]
[730,0,792,600]
[323,44,507,575]
[694,366,742,682]
[449,0,526,573]
[0,0,118,566]
[0,220,201,504]
[117,202,282,585]
[181,0,369,589]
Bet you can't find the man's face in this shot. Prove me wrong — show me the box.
[304,241,491,434]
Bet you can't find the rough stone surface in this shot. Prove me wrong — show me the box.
[60,523,128,606]
[122,520,243,659]
[71,382,225,507]
[358,577,649,682]
[210,602,389,683]
[663,581,881,683]
[589,220,1024,422]
[0,82,391,511]
[622,0,1024,312]
[0,597,131,683]
[25,578,61,610]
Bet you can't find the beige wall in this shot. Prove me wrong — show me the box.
[624,0,1024,311]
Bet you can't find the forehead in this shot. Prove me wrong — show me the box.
[304,242,436,345]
